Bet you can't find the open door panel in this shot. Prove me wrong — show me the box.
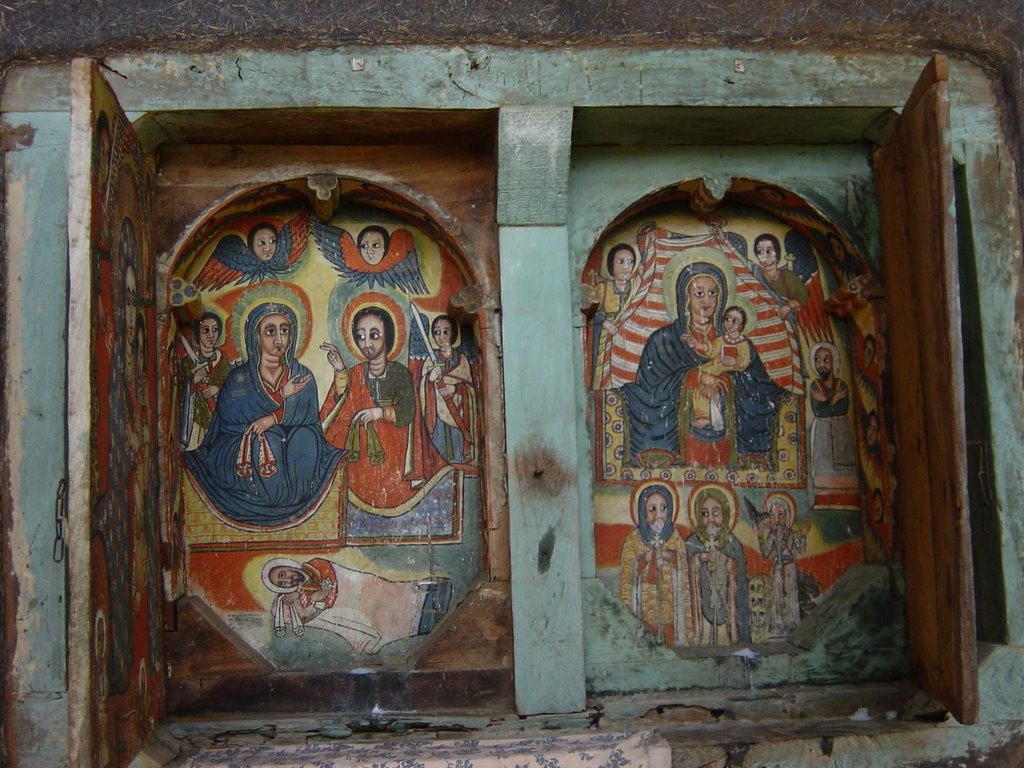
[873,55,979,724]
[67,59,164,766]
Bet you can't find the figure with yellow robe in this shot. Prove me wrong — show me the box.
[618,483,692,646]
[592,243,641,389]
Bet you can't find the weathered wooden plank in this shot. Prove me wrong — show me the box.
[415,582,513,672]
[65,58,99,768]
[167,667,515,715]
[500,225,586,714]
[164,597,273,680]
[67,58,167,766]
[0,51,996,113]
[1,54,1003,149]
[3,110,72,689]
[137,107,497,149]
[873,55,978,724]
[154,142,497,271]
[572,106,893,146]
[497,106,572,225]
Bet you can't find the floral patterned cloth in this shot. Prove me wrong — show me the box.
[184,729,670,768]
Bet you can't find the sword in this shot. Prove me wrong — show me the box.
[408,299,473,446]
[178,329,218,412]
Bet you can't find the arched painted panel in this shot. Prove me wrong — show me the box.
[163,177,486,668]
[582,178,893,649]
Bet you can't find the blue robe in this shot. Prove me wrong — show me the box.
[184,303,344,527]
[621,263,784,465]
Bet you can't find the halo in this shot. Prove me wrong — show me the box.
[341,291,408,361]
[687,483,739,533]
[763,491,797,526]
[260,557,302,594]
[629,480,680,528]
[230,283,311,360]
[811,341,841,377]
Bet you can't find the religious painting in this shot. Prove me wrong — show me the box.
[69,61,163,767]
[586,178,894,652]
[163,178,484,667]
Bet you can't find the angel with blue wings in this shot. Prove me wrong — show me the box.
[311,220,429,294]
[726,227,833,348]
[194,208,311,289]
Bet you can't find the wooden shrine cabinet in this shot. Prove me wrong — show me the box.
[569,56,980,727]
[4,47,1020,768]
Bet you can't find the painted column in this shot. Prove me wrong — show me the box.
[497,105,586,714]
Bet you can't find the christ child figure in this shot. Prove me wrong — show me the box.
[688,305,754,431]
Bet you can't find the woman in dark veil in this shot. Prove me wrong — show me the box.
[184,302,345,527]
[622,262,782,467]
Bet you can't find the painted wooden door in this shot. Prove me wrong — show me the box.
[67,59,164,766]
[874,55,979,724]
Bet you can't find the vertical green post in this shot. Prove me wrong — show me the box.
[961,143,1024,647]
[2,107,72,767]
[498,106,586,714]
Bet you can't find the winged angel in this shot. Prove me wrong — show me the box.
[194,209,311,289]
[311,220,429,294]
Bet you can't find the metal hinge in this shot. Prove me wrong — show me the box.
[52,478,67,563]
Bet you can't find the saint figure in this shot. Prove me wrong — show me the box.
[755,494,808,638]
[618,483,691,646]
[183,302,345,527]
[412,314,479,465]
[685,486,750,646]
[262,557,451,654]
[319,305,448,511]
[809,341,858,501]
[177,311,232,451]
[592,243,642,389]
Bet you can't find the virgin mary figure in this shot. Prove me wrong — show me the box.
[184,301,345,527]
[621,262,782,467]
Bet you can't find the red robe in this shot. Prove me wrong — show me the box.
[320,361,447,511]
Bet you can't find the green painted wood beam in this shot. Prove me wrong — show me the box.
[498,105,584,713]
[500,225,586,715]
[961,143,1024,647]
[2,51,1001,148]
[2,110,73,767]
